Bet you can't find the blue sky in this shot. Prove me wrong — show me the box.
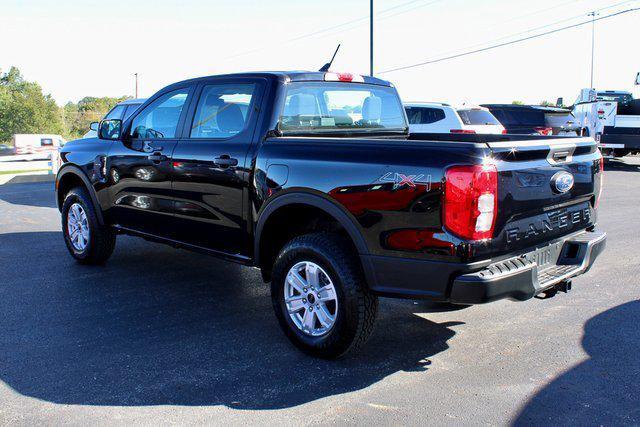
[1,0,639,105]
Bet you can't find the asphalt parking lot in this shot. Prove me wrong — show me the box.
[0,158,638,426]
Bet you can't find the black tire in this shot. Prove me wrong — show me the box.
[61,187,116,265]
[271,232,378,359]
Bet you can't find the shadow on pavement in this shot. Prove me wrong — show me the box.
[514,300,640,425]
[604,159,640,173]
[0,231,461,409]
[0,181,57,208]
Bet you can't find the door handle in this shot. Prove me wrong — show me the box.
[143,142,163,153]
[214,155,238,167]
[148,152,168,163]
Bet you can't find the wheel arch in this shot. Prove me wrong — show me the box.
[56,165,105,225]
[254,191,373,283]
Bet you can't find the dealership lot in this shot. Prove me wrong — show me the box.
[0,158,638,425]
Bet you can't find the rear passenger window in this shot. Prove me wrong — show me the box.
[406,107,445,124]
[190,84,256,138]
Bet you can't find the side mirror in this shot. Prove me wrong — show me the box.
[556,97,564,107]
[98,119,123,140]
[89,121,99,132]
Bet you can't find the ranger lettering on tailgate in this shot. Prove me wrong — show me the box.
[506,206,591,243]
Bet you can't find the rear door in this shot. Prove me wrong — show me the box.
[107,87,193,237]
[170,78,266,257]
[480,137,602,258]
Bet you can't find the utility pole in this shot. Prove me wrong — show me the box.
[134,73,139,98]
[370,0,374,76]
[588,11,598,89]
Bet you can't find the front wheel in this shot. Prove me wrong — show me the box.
[62,187,116,264]
[271,232,378,359]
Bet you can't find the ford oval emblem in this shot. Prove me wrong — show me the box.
[551,171,574,193]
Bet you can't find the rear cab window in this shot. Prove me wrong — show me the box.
[278,82,407,135]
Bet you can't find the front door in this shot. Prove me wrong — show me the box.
[107,87,192,237]
[170,79,265,257]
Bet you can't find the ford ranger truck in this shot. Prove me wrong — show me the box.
[55,71,606,358]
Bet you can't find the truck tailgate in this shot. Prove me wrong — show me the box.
[480,137,602,258]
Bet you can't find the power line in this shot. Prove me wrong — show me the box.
[482,0,585,29]
[404,0,636,68]
[285,0,445,47]
[379,7,640,74]
[223,0,443,61]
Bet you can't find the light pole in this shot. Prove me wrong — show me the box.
[588,11,598,89]
[370,0,374,76]
[134,73,139,98]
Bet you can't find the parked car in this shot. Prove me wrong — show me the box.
[482,104,553,135]
[535,105,580,136]
[571,88,640,158]
[12,134,65,158]
[83,98,146,138]
[56,71,605,358]
[405,102,505,134]
[0,145,14,156]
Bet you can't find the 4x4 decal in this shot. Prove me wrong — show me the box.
[378,172,432,190]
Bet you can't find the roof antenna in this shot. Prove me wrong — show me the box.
[319,44,341,72]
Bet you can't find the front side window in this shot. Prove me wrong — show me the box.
[406,107,446,124]
[278,82,406,135]
[130,89,189,139]
[457,109,500,125]
[105,105,126,120]
[123,104,142,121]
[190,83,256,138]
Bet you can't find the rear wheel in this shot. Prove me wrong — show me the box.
[62,187,116,264]
[271,232,378,359]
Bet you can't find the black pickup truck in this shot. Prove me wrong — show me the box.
[55,71,606,358]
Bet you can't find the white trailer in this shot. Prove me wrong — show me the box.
[12,134,65,159]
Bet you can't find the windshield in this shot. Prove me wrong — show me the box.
[278,82,407,135]
[490,108,545,126]
[457,109,500,125]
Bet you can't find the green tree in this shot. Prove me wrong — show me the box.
[63,95,131,140]
[0,67,65,143]
[511,100,525,105]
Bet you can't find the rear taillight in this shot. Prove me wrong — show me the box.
[534,126,553,136]
[444,164,498,241]
[450,129,476,134]
[501,129,508,134]
[595,151,604,208]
